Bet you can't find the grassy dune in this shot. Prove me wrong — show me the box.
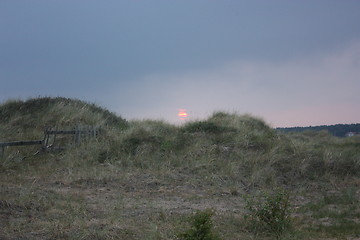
[1,97,359,239]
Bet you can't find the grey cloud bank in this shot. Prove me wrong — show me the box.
[108,42,360,127]
[1,1,360,127]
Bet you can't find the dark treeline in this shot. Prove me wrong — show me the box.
[277,123,360,137]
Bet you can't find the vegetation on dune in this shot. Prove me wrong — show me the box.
[0,97,127,138]
[244,188,292,239]
[177,209,221,240]
[277,123,360,137]
[1,97,360,239]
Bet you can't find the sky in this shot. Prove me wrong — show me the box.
[1,0,360,127]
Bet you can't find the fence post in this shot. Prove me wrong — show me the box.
[53,126,58,147]
[74,126,80,145]
[43,128,50,148]
[1,146,4,158]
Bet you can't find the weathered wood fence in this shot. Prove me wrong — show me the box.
[43,126,99,149]
[0,126,99,157]
[0,140,44,157]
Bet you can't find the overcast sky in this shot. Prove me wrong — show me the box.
[1,0,360,127]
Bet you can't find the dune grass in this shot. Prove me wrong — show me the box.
[1,97,360,239]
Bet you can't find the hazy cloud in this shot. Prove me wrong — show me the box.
[1,1,360,127]
[108,42,360,127]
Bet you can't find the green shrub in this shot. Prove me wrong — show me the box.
[182,121,225,134]
[244,188,292,239]
[177,209,221,240]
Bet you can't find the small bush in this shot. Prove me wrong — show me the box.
[244,188,292,239]
[120,128,162,156]
[177,209,221,240]
[182,121,224,134]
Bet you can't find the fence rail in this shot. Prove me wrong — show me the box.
[0,140,44,157]
[0,140,44,147]
[44,129,98,135]
[0,126,99,157]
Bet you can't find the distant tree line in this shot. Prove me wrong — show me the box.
[276,123,360,137]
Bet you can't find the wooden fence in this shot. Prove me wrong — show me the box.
[0,140,44,157]
[0,126,99,157]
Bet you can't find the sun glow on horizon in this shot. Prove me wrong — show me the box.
[178,109,188,121]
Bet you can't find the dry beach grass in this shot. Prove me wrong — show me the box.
[1,97,360,239]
